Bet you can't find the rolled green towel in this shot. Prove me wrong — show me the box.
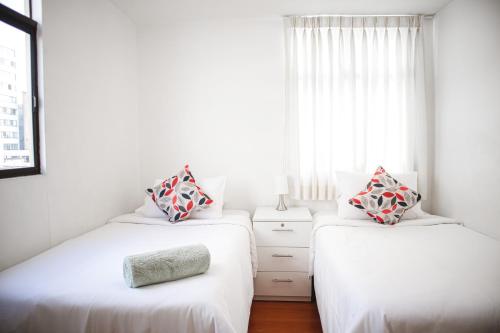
[123,244,210,288]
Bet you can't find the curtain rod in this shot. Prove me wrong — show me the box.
[283,14,434,18]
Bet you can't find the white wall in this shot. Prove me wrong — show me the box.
[137,17,438,214]
[137,18,288,212]
[433,0,500,239]
[0,0,141,270]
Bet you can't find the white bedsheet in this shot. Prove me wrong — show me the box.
[313,212,500,333]
[0,210,256,333]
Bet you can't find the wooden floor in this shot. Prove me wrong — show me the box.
[248,301,323,333]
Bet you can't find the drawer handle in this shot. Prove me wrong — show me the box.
[272,229,294,232]
[272,254,294,258]
[272,278,293,283]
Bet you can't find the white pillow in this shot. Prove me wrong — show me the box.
[134,176,226,219]
[336,171,426,220]
[190,176,226,219]
[134,195,165,218]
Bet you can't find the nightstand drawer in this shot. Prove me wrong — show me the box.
[254,272,311,297]
[253,221,311,247]
[257,247,309,272]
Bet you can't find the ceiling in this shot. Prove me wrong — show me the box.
[111,0,453,25]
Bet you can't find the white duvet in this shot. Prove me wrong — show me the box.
[312,212,500,333]
[0,210,256,333]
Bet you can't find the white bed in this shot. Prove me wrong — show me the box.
[0,210,257,333]
[312,211,500,333]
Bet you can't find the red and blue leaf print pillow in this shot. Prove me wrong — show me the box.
[147,165,213,223]
[348,166,422,225]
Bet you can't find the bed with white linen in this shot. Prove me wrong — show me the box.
[0,210,256,333]
[312,211,500,333]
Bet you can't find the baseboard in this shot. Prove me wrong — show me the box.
[253,295,312,302]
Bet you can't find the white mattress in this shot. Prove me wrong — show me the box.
[0,210,256,333]
[312,212,500,333]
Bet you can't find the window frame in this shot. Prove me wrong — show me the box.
[0,2,40,179]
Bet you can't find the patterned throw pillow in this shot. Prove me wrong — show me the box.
[348,166,422,225]
[147,165,213,223]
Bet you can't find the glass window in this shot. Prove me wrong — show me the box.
[0,2,40,178]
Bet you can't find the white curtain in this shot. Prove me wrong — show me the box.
[285,16,428,200]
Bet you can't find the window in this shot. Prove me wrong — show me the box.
[284,16,428,200]
[1,130,18,138]
[4,143,18,150]
[0,1,40,178]
[0,118,16,126]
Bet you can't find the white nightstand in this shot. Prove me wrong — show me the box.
[252,206,313,302]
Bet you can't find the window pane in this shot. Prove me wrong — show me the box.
[0,0,30,17]
[0,20,34,170]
